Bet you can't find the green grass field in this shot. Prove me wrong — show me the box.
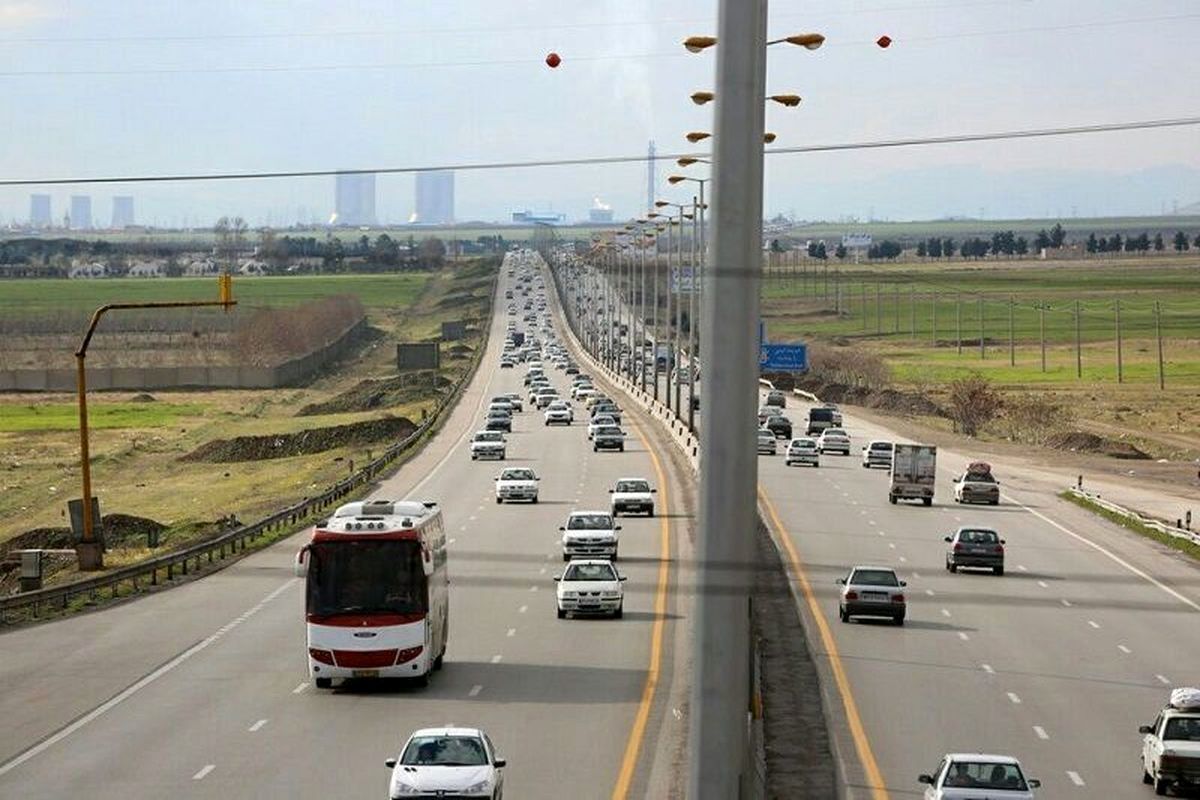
[0,402,207,432]
[0,273,433,316]
[780,214,1200,241]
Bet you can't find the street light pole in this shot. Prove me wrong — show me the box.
[688,0,767,794]
[665,219,674,414]
[688,195,699,430]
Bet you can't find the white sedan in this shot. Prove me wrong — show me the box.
[387,727,506,799]
[919,753,1039,798]
[469,430,506,461]
[495,467,539,504]
[610,477,656,516]
[588,414,617,440]
[818,428,852,455]
[555,559,626,618]
[544,402,572,426]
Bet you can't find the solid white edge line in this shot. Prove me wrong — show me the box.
[0,579,296,779]
[1005,492,1200,613]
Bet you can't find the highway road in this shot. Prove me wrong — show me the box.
[756,392,1200,799]
[561,252,1200,799]
[0,259,693,799]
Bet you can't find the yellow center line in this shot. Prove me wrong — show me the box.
[759,486,890,800]
[611,418,673,800]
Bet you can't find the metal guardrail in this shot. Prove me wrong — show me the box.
[0,276,496,625]
[1065,486,1199,547]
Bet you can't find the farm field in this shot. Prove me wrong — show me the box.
[780,213,1200,242]
[0,261,497,569]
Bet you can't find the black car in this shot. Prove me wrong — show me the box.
[945,527,1005,575]
[765,414,793,439]
[593,426,626,452]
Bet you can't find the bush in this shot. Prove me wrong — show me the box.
[232,295,365,366]
[807,344,891,391]
[995,392,1074,445]
[945,373,1002,436]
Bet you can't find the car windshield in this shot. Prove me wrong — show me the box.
[400,735,488,767]
[964,472,996,483]
[959,529,999,544]
[593,416,615,426]
[568,514,614,530]
[500,469,535,481]
[850,569,900,587]
[791,440,816,448]
[943,761,1027,791]
[564,562,617,581]
[824,429,847,436]
[871,442,893,451]
[598,427,622,435]
[616,480,650,493]
[758,430,773,438]
[1164,718,1200,741]
[475,432,502,442]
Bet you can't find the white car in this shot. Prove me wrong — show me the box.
[572,385,596,401]
[502,393,523,412]
[487,400,514,417]
[544,404,572,426]
[757,428,777,455]
[610,477,656,516]
[386,727,506,799]
[555,559,625,618]
[559,511,620,561]
[588,414,617,440]
[534,390,559,409]
[495,467,539,504]
[470,430,506,461]
[784,437,820,467]
[818,428,851,455]
[861,440,894,468]
[1139,690,1200,795]
[919,753,1039,798]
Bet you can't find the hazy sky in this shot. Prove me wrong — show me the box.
[0,0,1197,226]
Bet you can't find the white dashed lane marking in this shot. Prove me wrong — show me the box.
[941,608,952,617]
[1036,580,1048,588]
[1061,599,1073,607]
[292,682,308,694]
[1087,620,1101,629]
[1118,644,1131,654]
[468,685,483,697]
[1007,692,1022,704]
[1157,674,1172,685]
[491,654,503,664]
[193,765,216,781]
[1066,771,1085,787]
[957,632,970,641]
[247,719,268,733]
[506,628,516,637]
[518,605,528,614]
[981,664,995,675]
[1034,725,1049,740]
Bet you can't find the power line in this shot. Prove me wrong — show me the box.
[2,115,1197,187]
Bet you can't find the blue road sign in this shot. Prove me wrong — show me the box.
[760,343,808,372]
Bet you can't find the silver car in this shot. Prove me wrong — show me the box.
[837,565,907,625]
[818,428,851,455]
[784,437,820,467]
[757,428,777,455]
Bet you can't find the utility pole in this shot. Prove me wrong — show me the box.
[861,283,867,330]
[956,294,962,355]
[1039,302,1047,373]
[894,283,900,334]
[665,221,674,413]
[1075,299,1082,379]
[689,0,766,793]
[1115,299,1123,384]
[931,292,937,346]
[876,282,882,334]
[653,234,660,401]
[1155,300,1165,390]
[910,284,916,340]
[978,296,985,360]
[1008,295,1015,367]
[640,241,648,392]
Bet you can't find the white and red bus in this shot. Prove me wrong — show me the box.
[294,499,448,688]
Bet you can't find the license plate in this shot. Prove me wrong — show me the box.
[352,670,380,678]
[862,592,888,602]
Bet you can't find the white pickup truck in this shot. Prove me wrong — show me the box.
[1140,690,1200,795]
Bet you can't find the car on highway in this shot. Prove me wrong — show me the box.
[837,565,906,625]
[387,727,506,799]
[765,414,793,440]
[487,400,514,416]
[593,425,626,452]
[555,559,626,618]
[544,401,573,426]
[953,462,1001,505]
[470,430,506,461]
[495,467,539,504]
[818,428,851,455]
[823,402,843,426]
[502,392,523,412]
[757,428,777,455]
[484,410,512,433]
[861,440,894,469]
[784,437,820,467]
[806,407,836,436]
[588,414,617,440]
[591,402,622,423]
[534,389,560,409]
[560,511,620,560]
[765,389,787,408]
[610,477,656,516]
[1139,688,1200,796]
[523,369,545,386]
[499,357,515,369]
[918,753,1039,798]
[944,527,1005,575]
[756,405,778,426]
[573,386,597,402]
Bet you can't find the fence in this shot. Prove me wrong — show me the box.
[1065,486,1198,547]
[761,254,1199,388]
[0,277,495,624]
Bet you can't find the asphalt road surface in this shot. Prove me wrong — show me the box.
[0,263,692,800]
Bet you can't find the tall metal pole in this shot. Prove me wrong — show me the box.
[653,233,660,401]
[689,0,766,792]
[1009,295,1015,367]
[978,296,985,360]
[640,241,648,393]
[931,292,937,346]
[1115,298,1123,384]
[688,195,699,431]
[1039,302,1047,373]
[665,220,675,413]
[674,221,684,419]
[1075,299,1082,379]
[690,181,705,432]
[956,293,962,355]
[1155,300,1165,390]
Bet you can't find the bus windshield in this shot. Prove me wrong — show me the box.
[306,539,427,617]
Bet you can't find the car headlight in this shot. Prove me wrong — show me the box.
[391,781,421,796]
[602,591,621,598]
[561,591,577,598]
[462,779,493,793]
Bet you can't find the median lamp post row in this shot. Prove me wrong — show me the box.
[682,18,828,798]
[73,274,236,570]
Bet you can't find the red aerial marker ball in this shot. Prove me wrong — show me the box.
[546,52,562,68]
[876,35,892,49]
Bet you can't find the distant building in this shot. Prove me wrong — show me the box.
[511,210,566,224]
[69,195,92,230]
[127,261,164,278]
[111,196,135,228]
[334,172,377,226]
[588,198,614,224]
[68,262,109,279]
[415,171,455,224]
[29,194,52,228]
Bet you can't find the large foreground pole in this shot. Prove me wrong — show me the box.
[688,0,767,795]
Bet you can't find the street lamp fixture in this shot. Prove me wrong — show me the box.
[683,35,717,52]
[690,92,801,107]
[675,157,710,168]
[685,131,711,143]
[690,91,714,105]
[764,132,777,143]
[684,32,825,52]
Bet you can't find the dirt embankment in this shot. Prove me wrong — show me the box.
[1046,431,1150,460]
[766,370,943,416]
[181,416,417,463]
[297,374,452,416]
[1,513,166,557]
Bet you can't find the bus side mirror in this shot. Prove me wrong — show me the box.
[293,547,309,578]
